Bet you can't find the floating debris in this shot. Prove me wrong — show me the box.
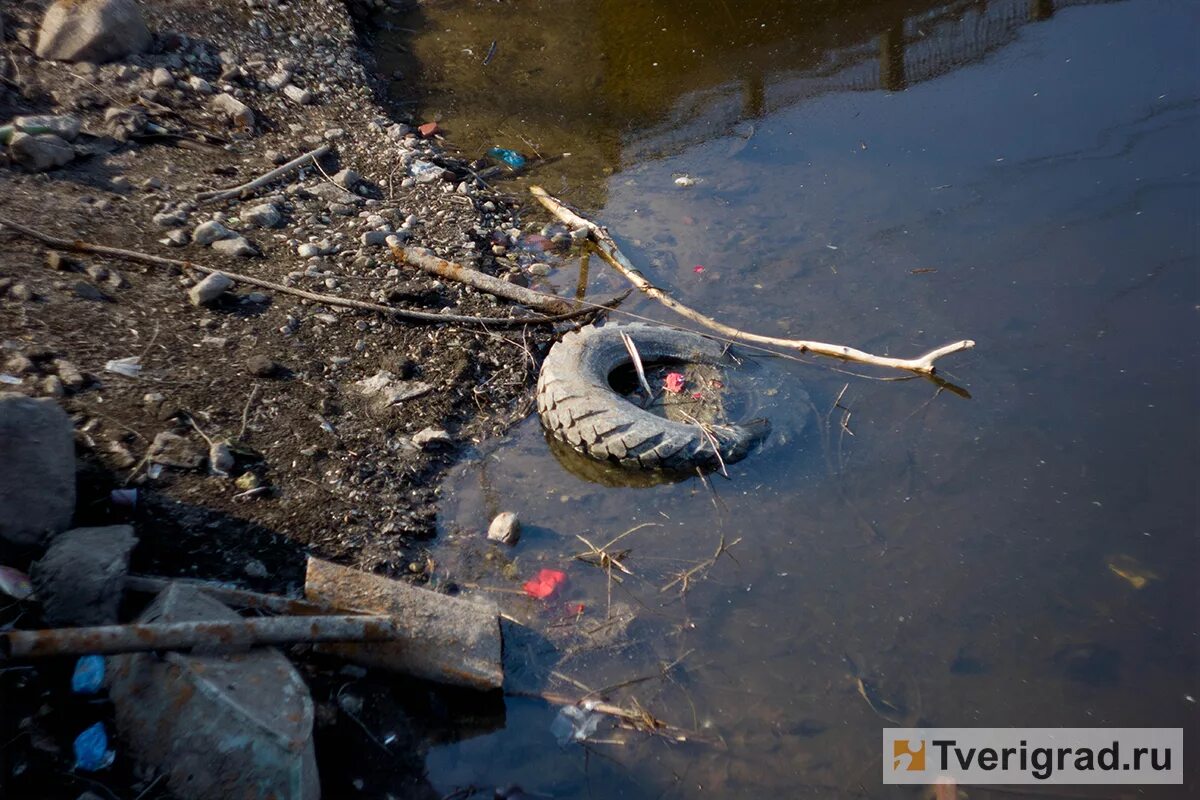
[551,702,603,745]
[1107,554,1158,590]
[72,722,115,772]
[523,568,567,600]
[71,655,106,695]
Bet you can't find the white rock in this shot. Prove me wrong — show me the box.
[188,273,233,306]
[210,93,255,128]
[211,236,257,257]
[265,70,291,91]
[297,243,322,258]
[35,0,151,64]
[150,67,174,88]
[283,84,313,105]
[187,75,213,94]
[412,427,452,449]
[192,220,233,245]
[487,511,521,545]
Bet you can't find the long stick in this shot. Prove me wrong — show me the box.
[396,245,574,314]
[530,186,974,375]
[0,216,625,328]
[0,615,401,658]
[124,575,333,617]
[195,143,331,202]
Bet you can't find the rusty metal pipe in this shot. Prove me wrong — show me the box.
[1,615,401,659]
[124,575,334,616]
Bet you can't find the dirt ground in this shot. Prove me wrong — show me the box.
[0,1,588,797]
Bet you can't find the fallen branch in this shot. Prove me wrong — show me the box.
[530,186,975,375]
[0,216,627,328]
[395,244,574,314]
[0,615,401,659]
[196,143,331,203]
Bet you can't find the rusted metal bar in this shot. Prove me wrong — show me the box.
[305,556,503,691]
[124,574,334,616]
[1,615,402,659]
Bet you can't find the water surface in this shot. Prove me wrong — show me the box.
[374,1,1198,796]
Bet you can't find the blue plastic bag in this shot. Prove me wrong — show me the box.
[71,655,105,695]
[488,147,526,169]
[73,722,115,771]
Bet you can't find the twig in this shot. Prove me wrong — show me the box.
[660,535,742,595]
[620,332,654,406]
[395,245,573,314]
[0,216,627,328]
[196,143,331,202]
[531,186,975,375]
[238,384,259,440]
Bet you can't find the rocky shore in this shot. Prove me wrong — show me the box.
[1,0,560,586]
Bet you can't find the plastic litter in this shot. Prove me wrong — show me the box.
[72,655,106,694]
[550,703,603,745]
[674,174,697,187]
[0,565,34,600]
[523,568,567,600]
[104,356,142,378]
[409,160,444,183]
[73,722,115,771]
[488,147,526,169]
[664,372,686,394]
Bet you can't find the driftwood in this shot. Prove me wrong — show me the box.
[124,575,332,617]
[196,143,331,203]
[396,244,574,314]
[0,615,402,658]
[530,186,975,375]
[0,216,626,328]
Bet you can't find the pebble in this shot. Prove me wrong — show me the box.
[73,282,108,302]
[361,231,389,247]
[297,243,322,258]
[211,236,257,257]
[487,511,521,545]
[265,70,291,91]
[333,168,360,189]
[244,559,268,578]
[45,251,72,271]
[153,210,187,227]
[246,355,281,378]
[412,427,452,450]
[211,93,255,128]
[54,359,85,391]
[164,230,190,247]
[193,220,232,245]
[188,76,213,94]
[242,203,282,228]
[188,273,234,306]
[283,84,313,105]
[150,67,175,88]
[42,375,65,398]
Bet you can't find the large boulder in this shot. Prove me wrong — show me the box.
[0,395,75,548]
[35,0,151,64]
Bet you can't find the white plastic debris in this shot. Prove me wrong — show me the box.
[550,702,603,746]
[104,356,142,378]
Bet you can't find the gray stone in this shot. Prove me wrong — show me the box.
[307,182,358,205]
[211,92,255,128]
[73,278,107,302]
[8,131,75,172]
[192,219,232,245]
[487,511,520,545]
[297,243,322,258]
[0,396,76,548]
[188,273,233,306]
[153,209,187,227]
[53,359,85,390]
[246,355,281,378]
[187,75,213,94]
[14,114,82,141]
[148,431,205,469]
[242,203,282,228]
[211,236,257,257]
[356,371,433,408]
[333,168,360,189]
[31,525,136,625]
[150,66,174,88]
[164,229,190,247]
[35,0,151,63]
[42,375,65,398]
[360,231,389,247]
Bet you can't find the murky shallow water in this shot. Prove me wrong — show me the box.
[374,0,1197,796]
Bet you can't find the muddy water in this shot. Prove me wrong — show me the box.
[374,0,1197,796]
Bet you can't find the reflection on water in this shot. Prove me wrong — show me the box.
[372,0,1197,797]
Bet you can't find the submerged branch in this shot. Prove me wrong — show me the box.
[530,186,975,375]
